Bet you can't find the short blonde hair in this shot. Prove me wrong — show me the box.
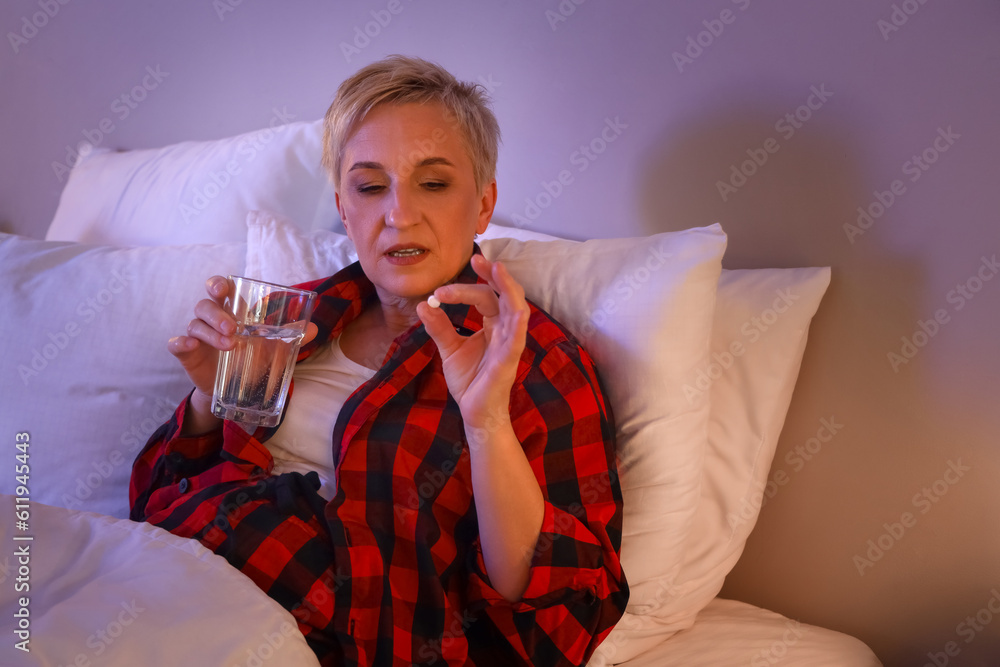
[322,55,500,193]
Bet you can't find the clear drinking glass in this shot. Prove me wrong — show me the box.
[211,276,317,427]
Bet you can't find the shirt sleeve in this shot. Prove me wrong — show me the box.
[465,340,629,666]
[129,389,349,665]
[129,388,233,522]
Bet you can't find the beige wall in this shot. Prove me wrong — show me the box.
[1,1,998,663]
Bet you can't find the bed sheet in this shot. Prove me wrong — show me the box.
[0,495,320,666]
[618,597,882,666]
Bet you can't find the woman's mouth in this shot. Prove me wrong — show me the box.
[384,247,429,265]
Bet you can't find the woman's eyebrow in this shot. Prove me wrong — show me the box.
[348,161,383,172]
[347,157,456,173]
[414,157,455,168]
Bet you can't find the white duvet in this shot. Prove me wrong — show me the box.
[0,496,320,667]
[0,496,879,666]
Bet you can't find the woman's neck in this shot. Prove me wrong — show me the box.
[371,289,423,338]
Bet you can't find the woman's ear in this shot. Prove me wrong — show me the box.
[335,191,351,240]
[476,180,498,235]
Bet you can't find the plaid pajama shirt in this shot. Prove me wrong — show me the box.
[130,247,628,666]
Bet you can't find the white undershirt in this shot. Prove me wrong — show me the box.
[265,336,377,501]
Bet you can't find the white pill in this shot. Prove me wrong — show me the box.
[427,295,441,309]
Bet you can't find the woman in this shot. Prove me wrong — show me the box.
[130,55,627,666]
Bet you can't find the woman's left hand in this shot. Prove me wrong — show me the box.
[417,254,529,429]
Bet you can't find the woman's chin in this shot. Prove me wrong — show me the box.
[368,254,469,303]
[375,275,440,304]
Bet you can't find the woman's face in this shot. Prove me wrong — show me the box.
[335,102,496,302]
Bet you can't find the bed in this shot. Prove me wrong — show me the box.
[0,118,881,666]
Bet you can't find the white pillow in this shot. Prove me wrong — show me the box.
[45,119,338,246]
[589,267,831,665]
[666,268,832,614]
[0,233,245,519]
[245,209,357,284]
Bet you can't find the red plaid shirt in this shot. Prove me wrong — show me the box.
[130,248,628,666]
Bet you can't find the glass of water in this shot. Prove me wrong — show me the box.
[211,276,318,428]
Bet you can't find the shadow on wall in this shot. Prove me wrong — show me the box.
[631,105,997,663]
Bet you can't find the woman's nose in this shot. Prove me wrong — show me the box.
[386,187,418,228]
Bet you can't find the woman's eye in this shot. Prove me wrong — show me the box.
[422,181,448,190]
[357,184,384,194]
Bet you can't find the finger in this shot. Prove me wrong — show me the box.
[303,322,319,346]
[167,334,201,357]
[491,259,527,304]
[469,261,526,339]
[205,275,231,304]
[471,256,527,314]
[416,300,465,356]
[469,254,498,291]
[488,263,529,347]
[193,298,238,337]
[186,317,236,351]
[434,283,501,319]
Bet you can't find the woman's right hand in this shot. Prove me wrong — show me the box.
[168,276,242,401]
[168,276,318,430]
